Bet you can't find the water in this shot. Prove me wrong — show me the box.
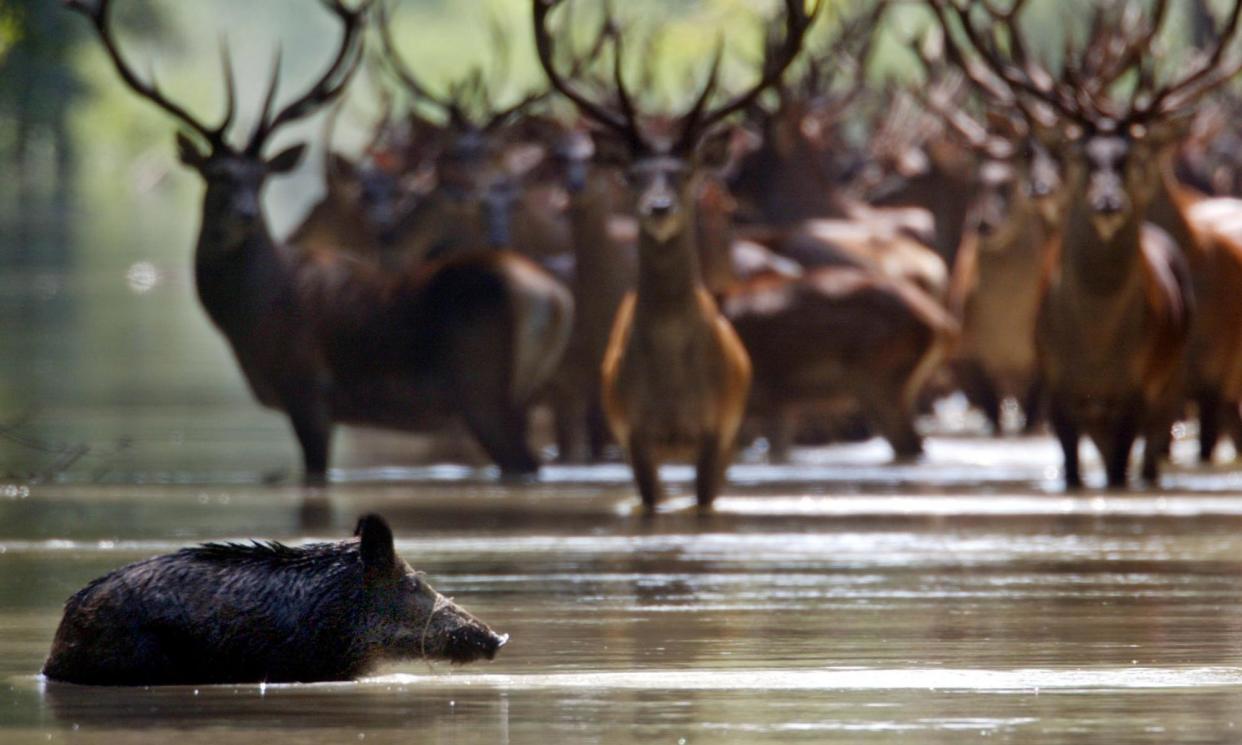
[6,266,1242,743]
[6,466,1242,743]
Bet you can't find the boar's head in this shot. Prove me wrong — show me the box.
[354,514,508,665]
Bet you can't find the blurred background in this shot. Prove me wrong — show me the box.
[0,0,1215,481]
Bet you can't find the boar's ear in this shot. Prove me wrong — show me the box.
[355,514,397,573]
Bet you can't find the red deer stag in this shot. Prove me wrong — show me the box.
[908,64,1062,433]
[932,0,1212,488]
[1136,2,1242,464]
[533,0,821,509]
[71,0,571,480]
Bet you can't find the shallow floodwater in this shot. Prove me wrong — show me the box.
[6,268,1242,742]
[6,447,1242,744]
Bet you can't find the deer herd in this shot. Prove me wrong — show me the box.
[68,0,1242,508]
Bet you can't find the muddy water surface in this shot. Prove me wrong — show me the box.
[5,267,1242,742]
[4,464,1242,744]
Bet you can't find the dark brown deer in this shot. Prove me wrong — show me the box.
[691,158,955,461]
[533,0,820,508]
[71,0,572,480]
[522,121,636,463]
[932,0,1225,487]
[723,265,957,462]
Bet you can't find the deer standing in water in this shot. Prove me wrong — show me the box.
[906,63,1062,433]
[533,0,820,509]
[933,0,1223,487]
[72,0,571,480]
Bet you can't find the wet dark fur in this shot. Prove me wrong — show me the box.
[42,516,504,686]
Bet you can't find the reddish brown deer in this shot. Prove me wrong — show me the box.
[948,143,1060,433]
[72,0,572,480]
[533,0,821,509]
[910,79,1062,433]
[932,0,1217,487]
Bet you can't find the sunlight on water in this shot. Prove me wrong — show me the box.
[374,666,1242,691]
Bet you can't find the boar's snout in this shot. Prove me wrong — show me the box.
[426,597,509,665]
[483,631,509,660]
[443,619,509,664]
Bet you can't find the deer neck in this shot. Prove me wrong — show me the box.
[1060,181,1144,298]
[635,212,704,317]
[192,183,287,335]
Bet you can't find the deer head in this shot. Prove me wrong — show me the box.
[534,0,819,246]
[69,0,371,248]
[930,0,1242,243]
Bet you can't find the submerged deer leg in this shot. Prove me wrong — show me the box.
[1222,403,1242,460]
[695,434,730,510]
[460,398,539,477]
[628,436,662,510]
[764,405,795,464]
[552,385,591,464]
[587,403,610,461]
[287,398,332,483]
[1104,405,1141,489]
[1197,388,1222,464]
[1141,409,1176,486]
[1049,396,1082,489]
[1021,375,1046,434]
[955,361,1002,433]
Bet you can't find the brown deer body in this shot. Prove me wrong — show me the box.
[930,0,1242,487]
[725,267,957,462]
[532,0,819,509]
[1146,154,1242,462]
[74,0,571,480]
[545,131,636,463]
[948,144,1061,433]
[1037,156,1190,487]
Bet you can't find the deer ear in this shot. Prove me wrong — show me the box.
[355,513,397,573]
[268,144,308,174]
[176,132,208,169]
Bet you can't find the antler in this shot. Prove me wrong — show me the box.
[799,0,887,105]
[533,0,649,153]
[377,0,471,127]
[1130,0,1242,121]
[245,0,371,155]
[932,0,1242,136]
[929,0,1088,127]
[673,0,821,154]
[66,0,235,149]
